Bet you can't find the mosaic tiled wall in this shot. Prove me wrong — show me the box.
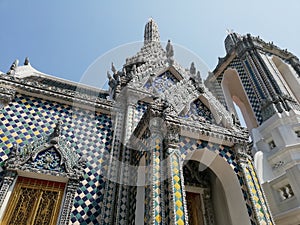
[132,101,148,132]
[241,159,273,225]
[0,94,113,225]
[179,137,238,172]
[0,94,273,225]
[216,58,263,124]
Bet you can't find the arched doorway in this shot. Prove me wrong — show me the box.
[221,68,258,130]
[183,160,218,225]
[183,149,250,225]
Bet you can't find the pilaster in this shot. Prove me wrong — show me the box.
[113,91,141,225]
[148,105,165,225]
[101,105,125,225]
[58,179,80,225]
[236,144,275,225]
[0,171,17,208]
[165,124,188,225]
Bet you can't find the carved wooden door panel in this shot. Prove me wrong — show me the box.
[1,177,65,225]
[186,191,204,225]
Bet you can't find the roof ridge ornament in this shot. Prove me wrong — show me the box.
[189,62,196,76]
[166,40,174,65]
[7,59,19,75]
[24,57,30,65]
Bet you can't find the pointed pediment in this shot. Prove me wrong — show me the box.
[5,122,85,179]
[30,146,65,172]
[180,98,214,124]
[143,66,183,93]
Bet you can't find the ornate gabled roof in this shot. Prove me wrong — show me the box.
[113,20,237,130]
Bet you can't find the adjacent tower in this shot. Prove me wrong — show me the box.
[207,32,300,225]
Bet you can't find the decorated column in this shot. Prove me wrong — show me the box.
[165,124,188,225]
[101,103,126,225]
[147,102,166,225]
[114,92,138,224]
[0,171,17,208]
[236,144,275,225]
[58,179,80,225]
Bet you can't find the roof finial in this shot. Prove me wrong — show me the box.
[144,18,160,44]
[226,28,234,35]
[24,57,30,65]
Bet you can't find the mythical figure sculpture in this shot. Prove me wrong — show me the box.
[190,62,196,75]
[111,62,117,75]
[122,67,127,76]
[196,71,202,84]
[166,40,174,65]
[166,40,174,58]
[107,71,118,100]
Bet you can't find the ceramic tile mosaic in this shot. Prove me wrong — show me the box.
[246,159,273,225]
[216,58,263,124]
[132,101,148,133]
[179,137,238,172]
[0,93,273,225]
[0,94,113,225]
[170,153,185,225]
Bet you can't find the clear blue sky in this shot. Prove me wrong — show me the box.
[1,0,300,87]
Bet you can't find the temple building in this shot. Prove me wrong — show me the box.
[0,18,299,225]
[206,31,300,225]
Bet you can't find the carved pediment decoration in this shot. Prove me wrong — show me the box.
[180,98,214,123]
[144,69,179,93]
[0,84,16,108]
[5,121,85,179]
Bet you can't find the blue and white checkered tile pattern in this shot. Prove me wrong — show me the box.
[0,94,113,225]
[179,137,238,173]
[132,101,148,132]
[217,58,263,124]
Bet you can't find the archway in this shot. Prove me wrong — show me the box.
[272,56,300,103]
[222,68,258,130]
[183,149,250,225]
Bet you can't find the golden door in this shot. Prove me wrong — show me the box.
[186,192,204,225]
[1,177,65,225]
